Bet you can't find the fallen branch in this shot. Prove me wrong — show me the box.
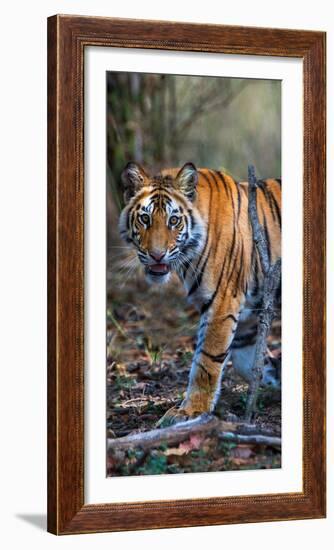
[245,165,281,422]
[108,414,219,452]
[107,414,281,453]
[218,432,281,448]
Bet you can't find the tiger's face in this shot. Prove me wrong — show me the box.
[119,162,204,284]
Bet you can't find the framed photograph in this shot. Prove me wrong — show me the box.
[47,14,326,534]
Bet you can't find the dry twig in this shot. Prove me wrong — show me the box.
[245,165,281,422]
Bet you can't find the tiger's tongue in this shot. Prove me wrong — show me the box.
[150,263,168,273]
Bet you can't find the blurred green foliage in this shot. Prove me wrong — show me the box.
[107,72,281,211]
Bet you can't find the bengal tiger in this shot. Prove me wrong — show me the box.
[119,161,281,426]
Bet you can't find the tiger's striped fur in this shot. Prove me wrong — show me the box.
[119,162,281,425]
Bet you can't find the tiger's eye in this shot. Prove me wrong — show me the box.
[169,215,179,226]
[140,213,150,224]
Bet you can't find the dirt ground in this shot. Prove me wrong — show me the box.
[106,244,281,477]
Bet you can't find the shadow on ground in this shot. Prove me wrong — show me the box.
[16,514,47,531]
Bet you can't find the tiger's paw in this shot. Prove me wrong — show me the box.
[156,404,208,428]
[156,407,189,428]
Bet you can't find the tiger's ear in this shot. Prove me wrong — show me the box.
[175,162,198,201]
[121,162,149,202]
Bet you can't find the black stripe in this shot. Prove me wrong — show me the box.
[149,192,172,203]
[182,234,201,255]
[147,193,160,203]
[221,314,238,323]
[187,171,212,279]
[208,170,226,263]
[232,331,257,348]
[222,241,240,299]
[263,214,272,265]
[259,180,281,228]
[188,254,209,296]
[200,217,237,314]
[198,363,212,382]
[222,173,236,222]
[183,214,189,237]
[189,211,195,229]
[199,171,240,314]
[220,197,239,298]
[185,240,210,277]
[234,243,244,297]
[268,187,281,228]
[214,170,229,197]
[201,350,229,363]
[201,250,230,314]
[224,217,237,273]
[126,211,130,230]
[258,180,276,223]
[208,169,220,192]
[130,209,136,230]
[224,176,237,276]
[182,213,195,279]
[233,178,241,219]
[232,340,257,349]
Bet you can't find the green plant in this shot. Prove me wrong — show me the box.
[138,453,168,475]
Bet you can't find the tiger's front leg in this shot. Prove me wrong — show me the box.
[157,296,242,427]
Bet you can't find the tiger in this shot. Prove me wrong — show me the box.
[119,161,281,426]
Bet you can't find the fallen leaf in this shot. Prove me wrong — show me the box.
[179,435,204,453]
[230,457,253,466]
[165,447,188,456]
[230,445,254,459]
[164,435,205,457]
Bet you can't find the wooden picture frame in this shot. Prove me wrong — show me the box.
[47,14,326,534]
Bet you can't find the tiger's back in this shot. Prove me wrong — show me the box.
[169,168,281,309]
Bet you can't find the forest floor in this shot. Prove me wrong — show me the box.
[106,247,281,477]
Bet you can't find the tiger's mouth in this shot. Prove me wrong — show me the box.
[146,263,170,277]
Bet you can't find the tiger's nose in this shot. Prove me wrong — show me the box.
[150,250,166,262]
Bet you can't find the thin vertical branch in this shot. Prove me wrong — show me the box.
[245,165,281,422]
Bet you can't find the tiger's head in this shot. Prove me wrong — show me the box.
[119,162,204,284]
